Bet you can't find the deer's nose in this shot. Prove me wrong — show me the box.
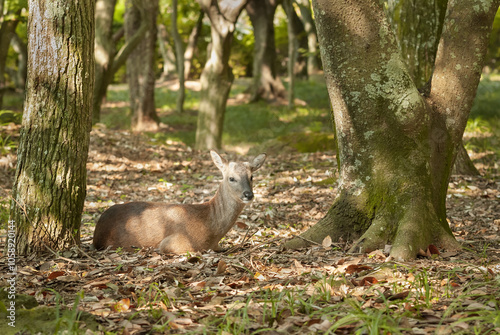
[243,191,254,200]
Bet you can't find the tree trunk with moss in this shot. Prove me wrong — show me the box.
[9,0,94,255]
[285,0,498,260]
[125,0,160,132]
[195,0,247,150]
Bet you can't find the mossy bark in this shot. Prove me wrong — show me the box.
[195,0,247,150]
[9,0,95,255]
[285,0,498,260]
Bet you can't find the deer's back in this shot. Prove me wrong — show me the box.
[93,201,213,250]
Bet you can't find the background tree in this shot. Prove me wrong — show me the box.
[172,0,185,113]
[93,0,148,123]
[247,0,286,102]
[0,1,24,108]
[125,0,160,132]
[183,11,203,79]
[296,0,320,75]
[9,0,95,254]
[195,0,248,150]
[283,0,296,107]
[285,0,498,260]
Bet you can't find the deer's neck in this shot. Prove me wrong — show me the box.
[208,182,246,238]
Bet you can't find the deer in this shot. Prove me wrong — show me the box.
[93,150,267,254]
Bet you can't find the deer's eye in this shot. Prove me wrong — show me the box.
[229,177,236,182]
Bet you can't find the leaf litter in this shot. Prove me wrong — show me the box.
[0,126,499,334]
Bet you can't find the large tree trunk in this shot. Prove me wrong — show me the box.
[9,0,94,255]
[195,0,248,150]
[172,0,185,113]
[93,0,148,124]
[285,0,498,260]
[125,0,160,132]
[247,0,285,102]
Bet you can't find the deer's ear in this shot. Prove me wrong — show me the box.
[211,150,227,172]
[250,153,266,172]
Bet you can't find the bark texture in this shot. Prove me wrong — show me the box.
[10,0,95,254]
[195,0,248,150]
[125,0,160,132]
[247,0,285,102]
[285,0,498,260]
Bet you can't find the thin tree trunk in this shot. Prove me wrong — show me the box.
[285,0,498,260]
[158,23,177,80]
[285,1,308,78]
[94,0,117,123]
[172,0,185,113]
[10,0,95,255]
[283,0,296,107]
[296,0,320,75]
[0,14,20,108]
[184,11,203,80]
[93,0,148,124]
[195,0,248,150]
[9,32,27,90]
[247,0,285,102]
[125,0,160,132]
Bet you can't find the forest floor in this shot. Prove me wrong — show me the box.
[0,78,500,334]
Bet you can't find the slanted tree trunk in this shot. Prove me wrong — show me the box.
[93,0,148,124]
[10,0,95,255]
[172,0,185,113]
[285,0,498,260]
[296,0,320,75]
[195,0,248,150]
[184,11,203,80]
[125,0,160,132]
[247,0,285,102]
